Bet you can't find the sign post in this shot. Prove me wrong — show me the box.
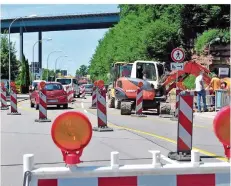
[170,48,185,120]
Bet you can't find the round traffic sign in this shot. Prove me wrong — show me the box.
[171,48,185,63]
[51,111,92,151]
[213,106,230,146]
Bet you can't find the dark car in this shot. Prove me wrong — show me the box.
[84,84,93,95]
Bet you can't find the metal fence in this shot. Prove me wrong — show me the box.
[215,90,230,111]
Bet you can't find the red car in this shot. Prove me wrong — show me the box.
[30,82,68,109]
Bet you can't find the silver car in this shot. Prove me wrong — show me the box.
[84,84,93,95]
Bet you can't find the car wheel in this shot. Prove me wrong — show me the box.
[63,104,68,109]
[30,101,34,108]
[77,94,80,98]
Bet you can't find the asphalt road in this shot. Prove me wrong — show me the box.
[0,95,228,186]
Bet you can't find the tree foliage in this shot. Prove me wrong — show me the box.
[195,29,230,54]
[0,33,20,80]
[88,5,230,81]
[19,54,30,93]
[76,65,88,77]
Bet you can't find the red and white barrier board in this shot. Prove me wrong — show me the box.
[7,87,21,115]
[23,150,230,186]
[80,85,86,99]
[66,86,74,103]
[132,85,146,117]
[0,84,8,110]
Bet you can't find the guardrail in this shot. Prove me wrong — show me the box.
[215,90,230,111]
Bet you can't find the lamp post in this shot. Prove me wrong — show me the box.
[55,55,68,79]
[32,38,52,82]
[8,14,37,92]
[46,50,62,81]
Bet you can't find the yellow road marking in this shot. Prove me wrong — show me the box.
[18,100,228,162]
[107,123,228,162]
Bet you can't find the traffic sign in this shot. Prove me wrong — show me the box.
[170,63,184,71]
[171,48,185,62]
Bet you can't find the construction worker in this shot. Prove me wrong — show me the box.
[207,74,221,106]
[195,71,208,112]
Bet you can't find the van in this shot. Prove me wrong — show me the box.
[55,77,80,98]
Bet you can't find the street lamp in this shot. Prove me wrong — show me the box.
[207,37,220,69]
[55,55,68,79]
[46,50,62,81]
[8,14,37,92]
[32,38,52,82]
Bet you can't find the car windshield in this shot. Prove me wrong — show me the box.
[137,63,157,81]
[85,84,93,88]
[45,84,62,91]
[119,64,132,77]
[56,79,71,85]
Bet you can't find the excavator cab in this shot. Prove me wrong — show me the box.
[108,62,133,109]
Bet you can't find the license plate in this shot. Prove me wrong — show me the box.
[48,99,58,103]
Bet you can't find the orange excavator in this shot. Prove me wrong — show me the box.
[112,60,230,115]
[161,60,212,94]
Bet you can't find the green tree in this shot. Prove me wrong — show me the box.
[19,54,30,93]
[78,65,88,76]
[0,33,20,80]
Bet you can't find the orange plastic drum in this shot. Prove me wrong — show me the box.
[213,106,230,146]
[51,111,92,151]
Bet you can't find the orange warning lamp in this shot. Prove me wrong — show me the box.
[213,106,230,146]
[138,81,143,88]
[51,111,92,165]
[39,81,46,90]
[94,81,97,86]
[97,80,104,88]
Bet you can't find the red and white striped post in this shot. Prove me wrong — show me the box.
[93,81,113,132]
[66,86,74,103]
[35,82,51,122]
[0,83,9,110]
[89,85,97,109]
[7,86,21,115]
[168,91,194,161]
[131,82,147,117]
[80,85,86,99]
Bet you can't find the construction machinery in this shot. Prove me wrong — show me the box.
[107,62,133,109]
[111,59,230,115]
[112,60,167,115]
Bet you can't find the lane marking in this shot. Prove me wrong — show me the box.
[18,99,228,162]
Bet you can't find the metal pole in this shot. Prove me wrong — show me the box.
[46,51,62,81]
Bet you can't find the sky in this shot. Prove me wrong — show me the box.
[1,4,120,76]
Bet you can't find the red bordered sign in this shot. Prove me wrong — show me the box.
[171,48,185,63]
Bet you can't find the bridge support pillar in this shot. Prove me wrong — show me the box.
[20,27,23,62]
[38,31,42,69]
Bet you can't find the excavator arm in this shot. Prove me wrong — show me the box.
[162,61,212,94]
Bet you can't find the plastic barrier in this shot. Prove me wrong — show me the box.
[7,85,21,115]
[66,86,74,103]
[215,90,230,111]
[89,85,97,109]
[35,82,51,122]
[0,82,9,110]
[23,150,230,186]
[93,86,113,132]
[22,110,230,186]
[169,91,194,161]
[80,85,86,99]
[131,81,146,117]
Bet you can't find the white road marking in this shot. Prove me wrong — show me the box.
[81,102,84,108]
[84,109,88,113]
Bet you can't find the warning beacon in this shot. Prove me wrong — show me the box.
[51,111,92,165]
[213,105,230,159]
